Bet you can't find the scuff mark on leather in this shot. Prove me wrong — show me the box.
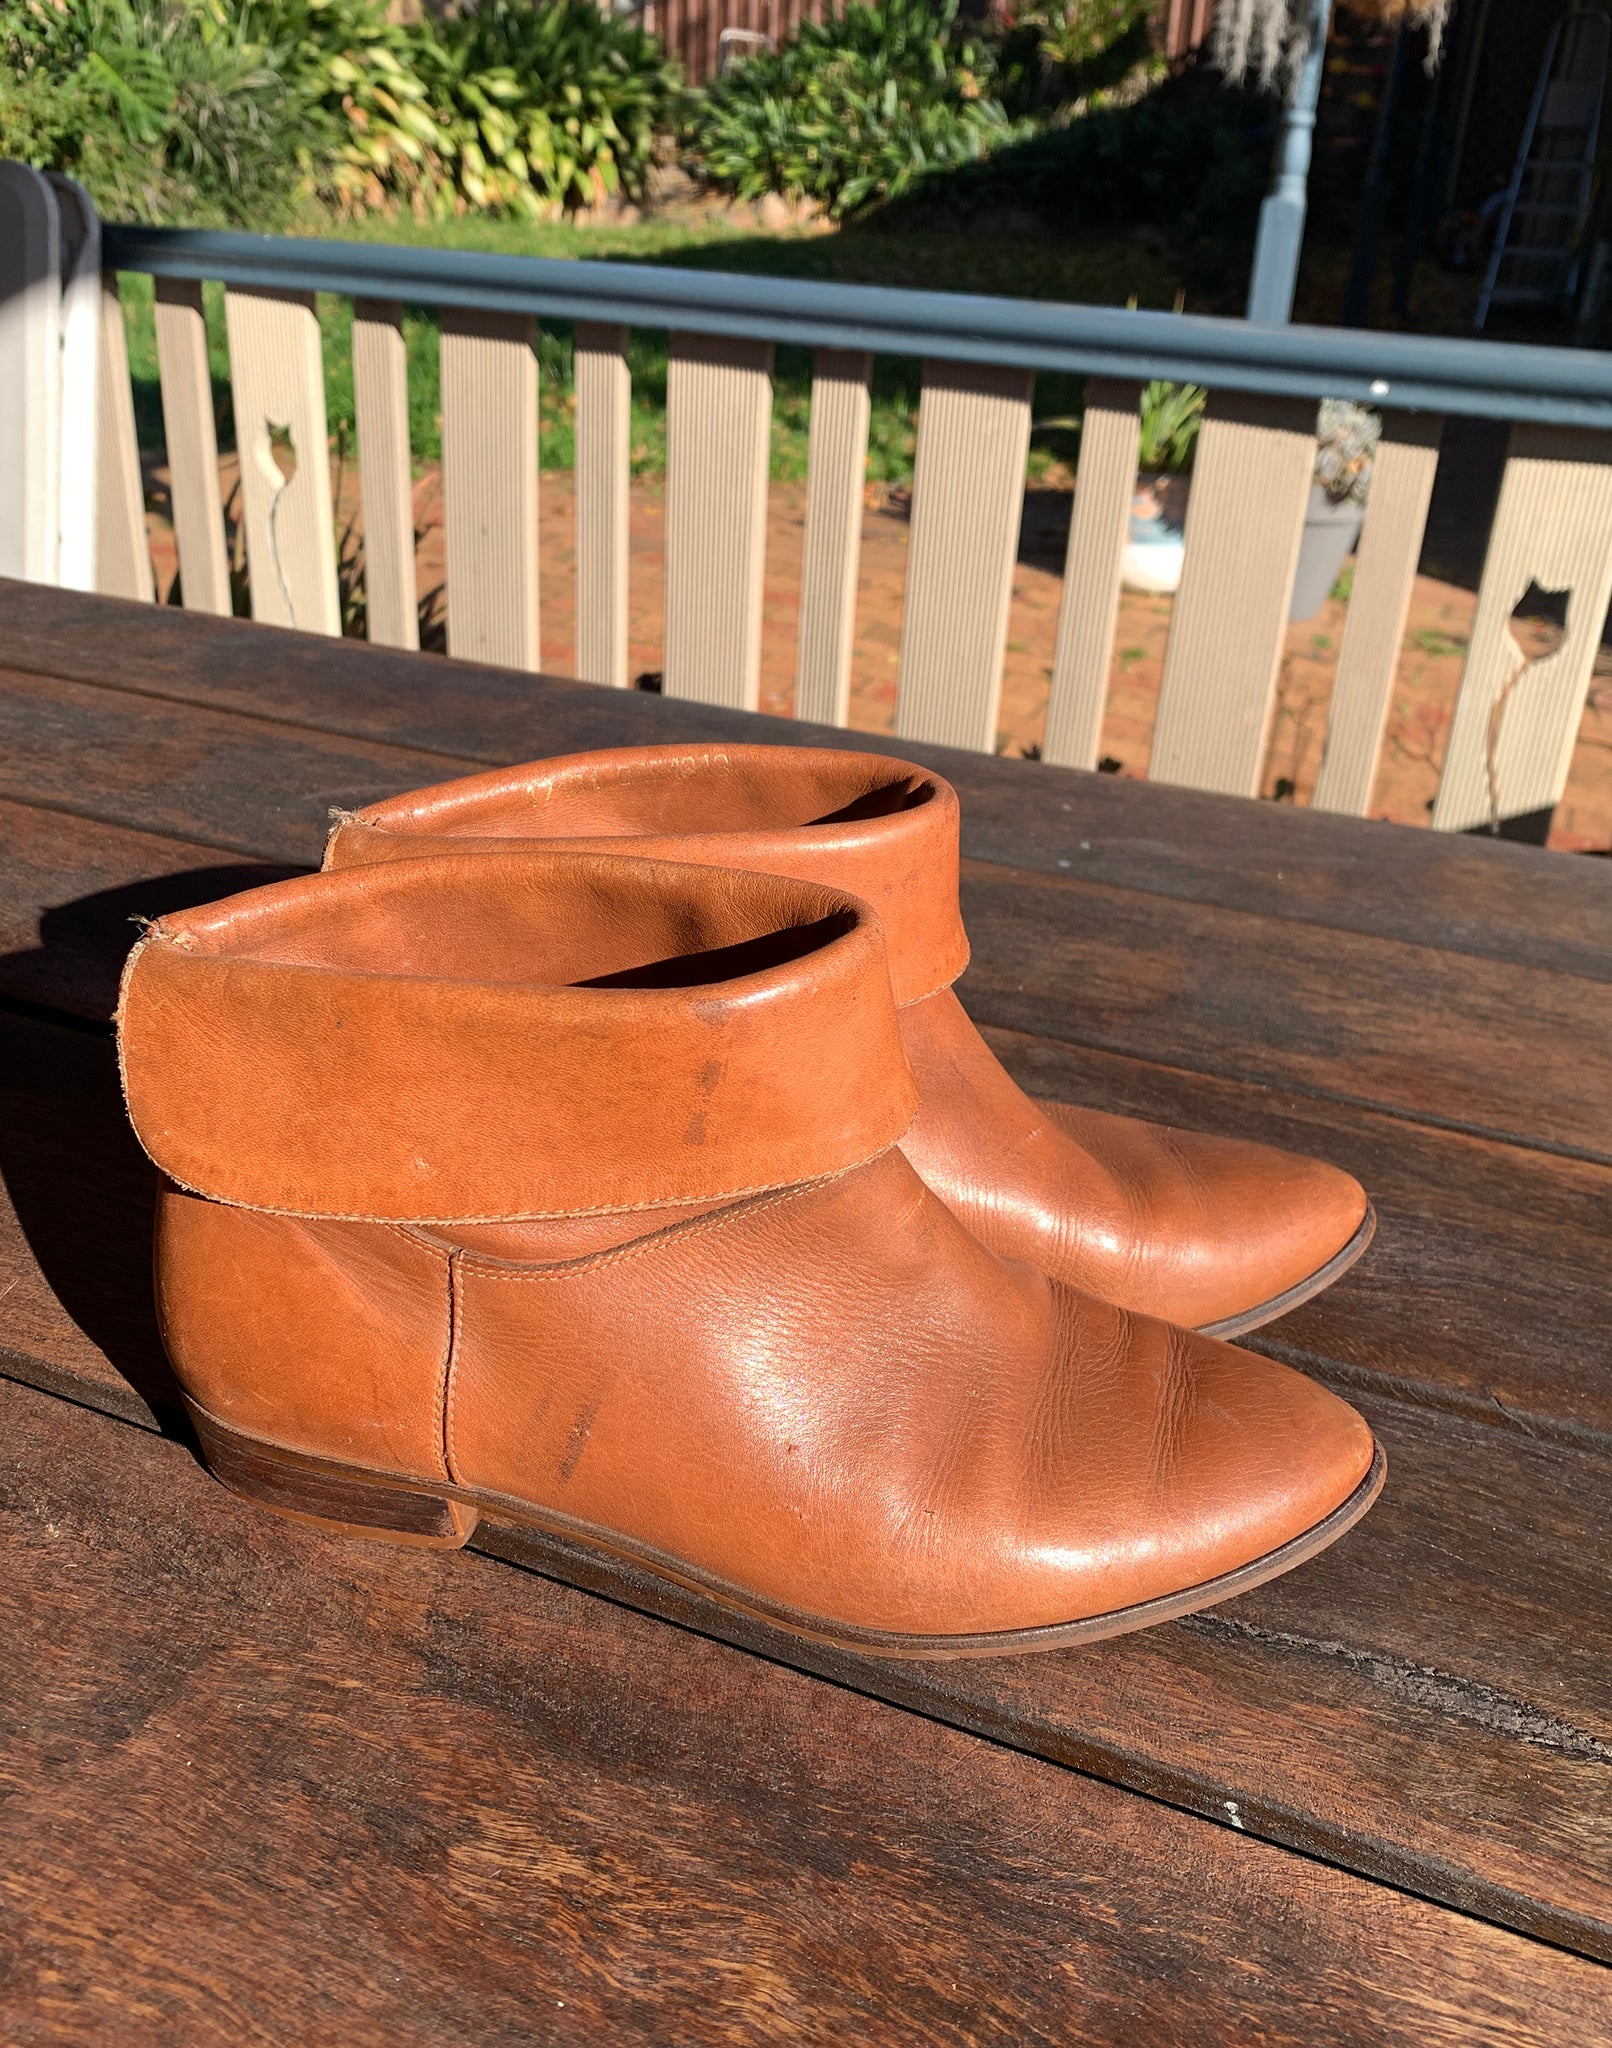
[556,1401,600,1484]
[1182,1612,1612,1762]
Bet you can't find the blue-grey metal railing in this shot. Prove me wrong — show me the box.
[103,224,1612,431]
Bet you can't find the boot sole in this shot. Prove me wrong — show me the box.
[189,1404,1385,1662]
[1199,1204,1377,1342]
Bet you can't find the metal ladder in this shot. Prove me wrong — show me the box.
[1475,4,1611,331]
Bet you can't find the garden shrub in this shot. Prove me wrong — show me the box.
[867,73,1276,272]
[420,0,677,217]
[0,0,680,224]
[0,0,307,225]
[681,0,1034,221]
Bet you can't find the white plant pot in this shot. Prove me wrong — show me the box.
[1121,471,1190,596]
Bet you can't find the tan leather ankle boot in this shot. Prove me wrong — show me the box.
[117,849,1381,1656]
[326,745,1374,1338]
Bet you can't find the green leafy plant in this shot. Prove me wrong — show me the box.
[1137,380,1206,472]
[0,0,306,224]
[420,0,678,217]
[262,0,451,214]
[1001,0,1155,112]
[682,0,1031,220]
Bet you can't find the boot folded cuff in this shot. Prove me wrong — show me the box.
[116,850,918,1223]
[326,744,971,1007]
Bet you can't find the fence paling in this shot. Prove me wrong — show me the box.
[224,287,341,637]
[152,277,230,616]
[86,222,1612,843]
[0,165,61,587]
[896,360,1033,756]
[796,348,872,729]
[353,299,420,653]
[94,271,152,606]
[1043,376,1141,773]
[1312,411,1443,817]
[1151,391,1319,800]
[574,322,632,692]
[664,331,774,711]
[440,308,542,673]
[1432,424,1612,836]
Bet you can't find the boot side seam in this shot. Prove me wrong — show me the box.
[438,1251,463,1486]
[455,1176,832,1283]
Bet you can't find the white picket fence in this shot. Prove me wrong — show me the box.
[4,167,1611,841]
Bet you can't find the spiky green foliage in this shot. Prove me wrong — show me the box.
[421,0,677,217]
[0,0,306,224]
[682,0,1032,220]
[0,0,680,223]
[1136,380,1206,472]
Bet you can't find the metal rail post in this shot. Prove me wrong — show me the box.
[1246,0,1336,325]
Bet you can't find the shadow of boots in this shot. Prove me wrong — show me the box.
[0,864,305,1431]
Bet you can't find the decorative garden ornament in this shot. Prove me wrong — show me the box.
[1213,0,1449,87]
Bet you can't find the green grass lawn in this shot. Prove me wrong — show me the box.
[117,205,1196,485]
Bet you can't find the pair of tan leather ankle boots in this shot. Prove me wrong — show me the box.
[117,744,1382,1658]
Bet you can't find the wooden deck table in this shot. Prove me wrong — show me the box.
[1,580,1609,2044]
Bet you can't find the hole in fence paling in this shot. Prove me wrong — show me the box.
[266,421,297,487]
[1483,581,1575,840]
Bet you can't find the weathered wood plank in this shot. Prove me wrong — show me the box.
[895,360,1034,754]
[1432,424,1612,836]
[6,679,1602,1155]
[477,1382,1612,1965]
[152,279,230,615]
[664,331,774,710]
[0,1012,174,1429]
[954,857,1612,1161]
[1042,376,1140,770]
[0,794,301,1025]
[94,273,154,605]
[223,286,340,636]
[0,582,1607,983]
[6,1375,1605,2043]
[351,298,418,652]
[1152,392,1317,795]
[1313,411,1442,817]
[795,347,872,727]
[573,320,631,692]
[978,1027,1612,1450]
[0,666,470,864]
[440,308,541,671]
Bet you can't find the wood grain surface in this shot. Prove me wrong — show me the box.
[3,1373,1608,2048]
[1,582,1609,2027]
[3,579,1607,980]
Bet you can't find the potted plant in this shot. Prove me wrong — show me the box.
[1121,380,1204,594]
[1290,398,1380,619]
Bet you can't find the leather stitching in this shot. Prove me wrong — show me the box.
[456,1178,828,1282]
[140,1131,908,1228]
[439,1253,462,1485]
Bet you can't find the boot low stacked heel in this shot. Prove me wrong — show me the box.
[326,743,1375,1336]
[120,847,1381,1657]
[189,1407,480,1549]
